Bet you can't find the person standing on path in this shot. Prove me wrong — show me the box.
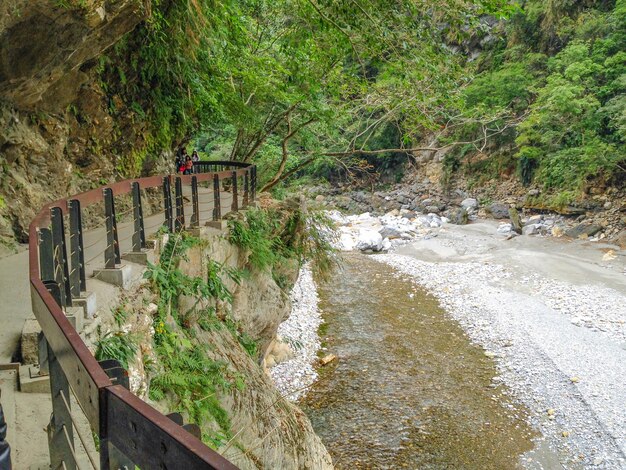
[0,390,11,470]
[191,150,199,173]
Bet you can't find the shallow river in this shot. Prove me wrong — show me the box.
[300,254,538,469]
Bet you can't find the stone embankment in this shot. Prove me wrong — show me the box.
[307,179,626,248]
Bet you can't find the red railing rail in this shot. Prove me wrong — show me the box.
[29,163,255,469]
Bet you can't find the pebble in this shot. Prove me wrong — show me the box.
[269,264,324,401]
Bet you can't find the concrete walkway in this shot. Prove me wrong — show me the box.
[0,249,30,364]
[0,183,236,468]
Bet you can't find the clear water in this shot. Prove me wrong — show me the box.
[300,254,537,469]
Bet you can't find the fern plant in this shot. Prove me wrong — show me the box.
[94,329,137,370]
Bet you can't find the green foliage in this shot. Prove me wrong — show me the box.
[228,204,336,281]
[444,0,626,193]
[144,233,259,445]
[99,0,512,181]
[94,329,137,370]
[112,306,130,328]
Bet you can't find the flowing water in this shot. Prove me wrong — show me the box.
[300,254,538,469]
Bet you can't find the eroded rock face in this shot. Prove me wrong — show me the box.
[159,230,333,469]
[0,0,146,111]
[0,1,152,245]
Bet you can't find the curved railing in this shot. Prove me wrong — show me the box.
[28,162,257,469]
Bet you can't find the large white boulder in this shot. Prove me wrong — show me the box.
[337,232,356,251]
[356,229,384,252]
[326,210,348,225]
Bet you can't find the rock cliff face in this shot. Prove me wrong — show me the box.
[0,1,145,111]
[0,0,154,247]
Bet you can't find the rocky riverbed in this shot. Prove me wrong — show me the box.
[271,208,626,469]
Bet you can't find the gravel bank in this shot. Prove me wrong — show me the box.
[269,264,323,401]
[375,245,626,469]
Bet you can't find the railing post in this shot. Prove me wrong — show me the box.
[50,207,72,308]
[103,188,121,269]
[39,228,54,283]
[191,176,199,228]
[0,394,11,470]
[131,182,145,252]
[46,339,76,470]
[231,171,239,212]
[243,170,249,208]
[175,177,185,232]
[213,174,221,221]
[163,177,173,232]
[251,165,257,202]
[99,360,134,470]
[68,200,86,297]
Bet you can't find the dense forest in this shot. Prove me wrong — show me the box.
[0,0,624,246]
[97,0,625,205]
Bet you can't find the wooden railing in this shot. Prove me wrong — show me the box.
[28,162,256,469]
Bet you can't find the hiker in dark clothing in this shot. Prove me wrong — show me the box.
[175,147,188,173]
[175,147,184,173]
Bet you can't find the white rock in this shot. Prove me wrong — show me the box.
[326,210,348,225]
[522,224,541,236]
[461,198,478,209]
[497,223,513,234]
[337,232,356,251]
[382,237,392,251]
[356,229,383,251]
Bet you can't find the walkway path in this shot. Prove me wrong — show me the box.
[0,183,234,468]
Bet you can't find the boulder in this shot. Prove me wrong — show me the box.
[337,232,356,251]
[522,224,541,236]
[356,229,383,251]
[381,237,392,251]
[609,230,626,249]
[487,203,509,219]
[379,225,404,239]
[461,198,478,210]
[565,223,603,239]
[525,214,544,225]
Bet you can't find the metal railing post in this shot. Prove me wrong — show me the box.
[50,207,72,308]
[39,228,54,283]
[68,200,86,296]
[46,339,76,470]
[103,188,121,269]
[163,177,173,232]
[213,174,221,221]
[0,396,11,470]
[131,182,145,252]
[251,166,257,202]
[231,171,239,212]
[243,170,249,208]
[191,176,199,228]
[99,360,134,470]
[175,177,185,232]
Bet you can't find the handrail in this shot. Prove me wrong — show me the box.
[28,166,255,469]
